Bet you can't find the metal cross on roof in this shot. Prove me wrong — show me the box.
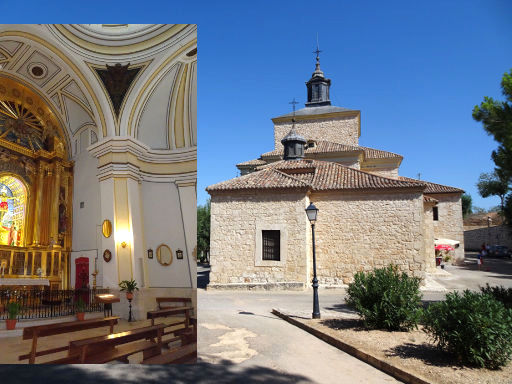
[289,98,299,113]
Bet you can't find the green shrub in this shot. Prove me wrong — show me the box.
[423,290,512,369]
[346,265,422,331]
[480,284,512,309]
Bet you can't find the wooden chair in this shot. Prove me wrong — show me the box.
[19,316,119,364]
[59,324,166,364]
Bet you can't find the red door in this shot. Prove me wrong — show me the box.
[75,257,89,290]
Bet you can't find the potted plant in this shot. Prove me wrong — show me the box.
[119,279,138,300]
[6,302,21,330]
[75,297,86,321]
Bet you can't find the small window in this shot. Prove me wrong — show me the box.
[262,230,280,261]
[433,206,439,221]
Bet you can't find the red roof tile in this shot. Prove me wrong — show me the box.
[398,176,464,194]
[208,159,424,193]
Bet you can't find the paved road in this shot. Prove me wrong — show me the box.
[198,289,399,384]
[432,252,512,291]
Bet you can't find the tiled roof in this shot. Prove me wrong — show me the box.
[423,195,439,204]
[359,146,403,160]
[260,141,402,161]
[398,176,464,194]
[236,159,267,167]
[206,167,310,192]
[208,159,425,193]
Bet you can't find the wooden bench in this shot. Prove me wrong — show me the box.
[141,342,197,364]
[147,306,193,346]
[20,316,119,364]
[156,297,192,310]
[63,324,166,364]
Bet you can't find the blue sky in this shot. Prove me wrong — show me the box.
[3,1,511,210]
[196,0,512,210]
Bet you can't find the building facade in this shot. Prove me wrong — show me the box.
[207,55,463,289]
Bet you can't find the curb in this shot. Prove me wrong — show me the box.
[272,309,431,384]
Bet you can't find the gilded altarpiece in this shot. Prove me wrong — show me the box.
[0,78,73,289]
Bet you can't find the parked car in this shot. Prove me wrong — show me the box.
[488,245,512,258]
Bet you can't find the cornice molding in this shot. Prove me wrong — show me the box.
[271,110,360,124]
[88,136,196,164]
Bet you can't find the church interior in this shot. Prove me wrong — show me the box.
[0,24,197,348]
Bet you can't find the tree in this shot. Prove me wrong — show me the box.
[197,199,211,262]
[476,171,509,213]
[461,193,472,217]
[473,69,512,180]
[473,69,512,224]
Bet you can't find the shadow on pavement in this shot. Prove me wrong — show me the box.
[1,361,313,384]
[454,255,512,279]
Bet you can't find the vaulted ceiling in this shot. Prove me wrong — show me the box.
[0,24,197,159]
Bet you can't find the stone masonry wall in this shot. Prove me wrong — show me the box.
[432,194,465,262]
[309,191,427,285]
[274,114,360,149]
[209,191,309,287]
[423,203,437,272]
[464,225,512,250]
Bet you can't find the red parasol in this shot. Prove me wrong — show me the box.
[435,244,454,251]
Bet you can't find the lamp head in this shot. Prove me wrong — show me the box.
[305,202,319,223]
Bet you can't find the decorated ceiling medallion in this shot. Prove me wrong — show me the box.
[28,63,47,79]
[94,63,140,118]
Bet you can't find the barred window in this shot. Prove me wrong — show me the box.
[262,230,280,261]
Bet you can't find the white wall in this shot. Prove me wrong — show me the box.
[141,181,193,288]
[71,150,101,253]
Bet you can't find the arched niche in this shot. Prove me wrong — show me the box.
[0,174,28,246]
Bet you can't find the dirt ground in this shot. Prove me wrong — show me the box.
[302,317,512,384]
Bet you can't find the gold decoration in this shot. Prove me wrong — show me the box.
[156,244,172,266]
[102,219,112,238]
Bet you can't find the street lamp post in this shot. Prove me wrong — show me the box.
[487,216,492,246]
[306,202,320,319]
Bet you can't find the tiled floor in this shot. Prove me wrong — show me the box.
[0,316,186,364]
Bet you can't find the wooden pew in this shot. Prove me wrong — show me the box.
[146,306,193,346]
[156,297,192,310]
[19,316,119,364]
[141,342,197,364]
[59,324,166,364]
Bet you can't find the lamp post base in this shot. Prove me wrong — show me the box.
[312,277,320,319]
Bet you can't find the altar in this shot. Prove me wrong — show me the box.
[0,278,49,286]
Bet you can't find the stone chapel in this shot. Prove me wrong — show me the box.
[207,53,464,289]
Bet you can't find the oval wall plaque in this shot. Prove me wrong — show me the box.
[102,220,112,238]
[103,249,112,263]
